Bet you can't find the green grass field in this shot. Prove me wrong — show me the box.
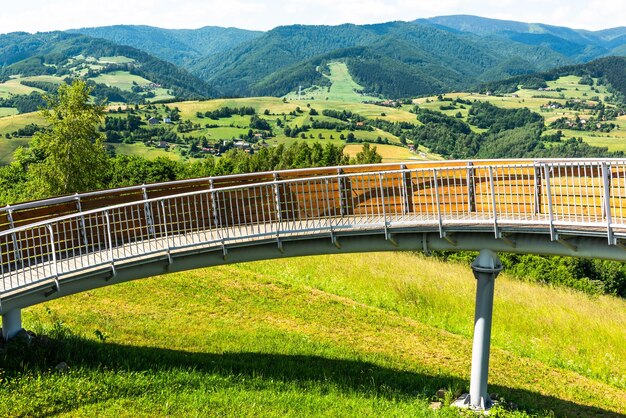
[0,113,46,164]
[111,143,183,161]
[3,252,624,416]
[0,137,30,165]
[284,62,380,103]
[0,108,18,117]
[0,75,66,99]
[89,71,153,91]
[88,69,175,102]
[0,112,46,133]
[0,78,43,98]
[97,56,135,64]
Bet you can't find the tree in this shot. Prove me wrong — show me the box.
[353,143,382,164]
[27,80,108,197]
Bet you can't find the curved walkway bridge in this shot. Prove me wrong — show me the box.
[3,158,626,409]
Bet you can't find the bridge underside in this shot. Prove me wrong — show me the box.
[2,226,624,315]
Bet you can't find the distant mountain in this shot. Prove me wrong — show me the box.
[192,21,573,97]
[68,25,262,67]
[4,15,626,100]
[422,15,626,62]
[0,31,216,99]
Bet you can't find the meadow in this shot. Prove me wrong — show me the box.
[2,252,625,417]
[110,143,182,161]
[1,73,625,164]
[413,75,626,152]
[283,62,380,103]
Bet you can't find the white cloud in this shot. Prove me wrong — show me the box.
[0,0,624,34]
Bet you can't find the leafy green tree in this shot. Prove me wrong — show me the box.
[27,80,108,197]
[353,143,382,164]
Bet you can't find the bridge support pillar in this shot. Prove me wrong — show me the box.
[453,249,502,411]
[1,309,22,341]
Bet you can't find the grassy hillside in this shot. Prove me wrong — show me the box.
[0,96,427,164]
[0,31,216,100]
[3,252,625,416]
[283,62,379,102]
[415,74,626,152]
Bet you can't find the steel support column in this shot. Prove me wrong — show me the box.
[454,249,502,411]
[1,308,22,340]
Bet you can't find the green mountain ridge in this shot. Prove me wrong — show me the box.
[2,15,626,100]
[0,31,216,99]
[422,15,626,62]
[68,25,262,68]
[194,21,575,97]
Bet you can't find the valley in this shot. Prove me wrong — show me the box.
[2,67,624,165]
[2,14,626,417]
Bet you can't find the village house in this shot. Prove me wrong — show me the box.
[148,117,159,125]
[234,140,251,150]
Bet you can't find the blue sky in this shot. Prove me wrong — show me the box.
[2,0,624,33]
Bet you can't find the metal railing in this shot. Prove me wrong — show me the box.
[2,159,626,297]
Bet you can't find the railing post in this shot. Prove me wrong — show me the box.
[142,186,155,237]
[433,169,443,238]
[337,168,345,216]
[103,210,116,275]
[378,173,389,239]
[543,164,556,240]
[272,173,283,246]
[401,164,411,214]
[209,180,220,229]
[159,201,172,264]
[533,164,542,214]
[45,224,60,291]
[6,207,22,263]
[488,166,498,238]
[209,182,227,257]
[466,162,476,213]
[602,162,614,245]
[75,195,89,247]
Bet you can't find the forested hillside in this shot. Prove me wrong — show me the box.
[3,16,626,99]
[0,32,216,99]
[422,15,625,62]
[480,56,626,99]
[69,25,262,67]
[192,21,572,97]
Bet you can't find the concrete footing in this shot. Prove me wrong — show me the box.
[1,309,22,341]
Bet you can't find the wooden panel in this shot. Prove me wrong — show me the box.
[11,202,79,228]
[0,212,10,232]
[81,190,144,211]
